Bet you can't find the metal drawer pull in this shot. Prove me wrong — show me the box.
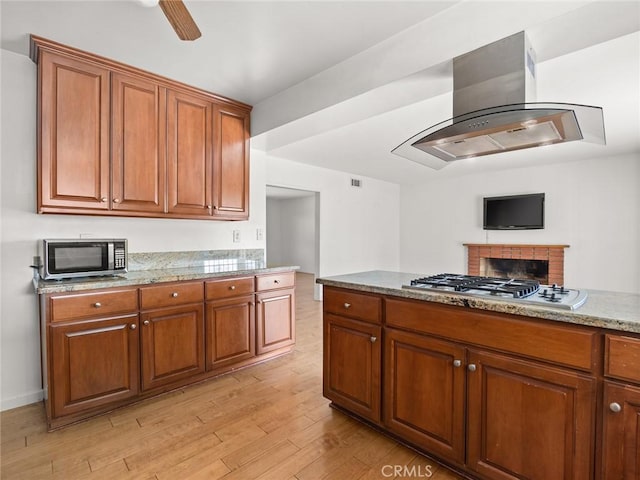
[344,303,351,309]
[130,324,136,330]
[274,279,280,284]
[94,302,102,308]
[171,292,179,298]
[229,285,236,290]
[143,320,150,326]
[370,336,377,343]
[610,402,622,413]
[467,364,477,372]
[453,359,462,368]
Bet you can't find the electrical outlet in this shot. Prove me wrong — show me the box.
[233,230,241,243]
[256,228,264,241]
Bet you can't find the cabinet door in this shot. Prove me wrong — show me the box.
[50,315,139,418]
[166,89,213,217]
[140,304,205,391]
[256,288,295,354]
[111,73,166,213]
[212,104,250,219]
[39,51,110,211]
[384,328,466,463]
[206,295,255,371]
[602,382,640,480]
[323,313,381,422]
[467,350,596,480]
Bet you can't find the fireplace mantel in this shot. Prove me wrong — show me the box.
[464,243,569,285]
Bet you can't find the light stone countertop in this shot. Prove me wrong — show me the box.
[316,270,640,334]
[35,264,299,294]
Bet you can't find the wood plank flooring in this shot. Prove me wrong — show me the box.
[1,273,463,480]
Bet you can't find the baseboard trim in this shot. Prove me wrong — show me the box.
[1,389,44,412]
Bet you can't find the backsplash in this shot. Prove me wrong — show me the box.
[128,249,265,271]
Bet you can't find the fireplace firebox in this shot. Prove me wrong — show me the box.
[464,244,569,285]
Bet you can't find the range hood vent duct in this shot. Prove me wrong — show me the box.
[391,32,606,169]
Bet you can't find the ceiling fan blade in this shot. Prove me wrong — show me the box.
[158,0,201,41]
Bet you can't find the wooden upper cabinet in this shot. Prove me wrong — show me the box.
[167,89,213,217]
[212,104,250,219]
[38,51,110,211]
[31,35,251,221]
[111,73,166,213]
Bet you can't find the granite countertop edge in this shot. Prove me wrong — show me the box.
[35,265,300,294]
[316,271,640,334]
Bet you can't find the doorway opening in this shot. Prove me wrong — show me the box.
[266,186,320,300]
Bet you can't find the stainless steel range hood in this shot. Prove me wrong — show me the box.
[392,32,606,170]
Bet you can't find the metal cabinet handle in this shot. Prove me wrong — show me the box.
[113,198,121,203]
[206,205,212,209]
[230,285,236,290]
[344,303,351,309]
[467,364,477,372]
[453,359,462,368]
[171,292,179,298]
[212,205,218,210]
[370,336,377,343]
[130,324,137,330]
[274,279,280,284]
[610,402,622,413]
[94,302,102,308]
[101,197,107,202]
[143,320,150,326]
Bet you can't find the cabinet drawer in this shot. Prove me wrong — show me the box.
[50,288,138,323]
[206,276,254,300]
[605,334,640,383]
[386,298,597,371]
[256,272,295,291]
[140,282,203,310]
[323,287,382,324]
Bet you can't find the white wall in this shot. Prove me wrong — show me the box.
[266,195,317,274]
[399,153,640,293]
[266,155,401,294]
[0,49,267,410]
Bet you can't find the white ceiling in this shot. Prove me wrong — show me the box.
[2,0,639,185]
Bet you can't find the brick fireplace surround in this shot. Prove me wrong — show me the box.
[464,244,569,285]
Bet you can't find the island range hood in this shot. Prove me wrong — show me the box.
[392,32,606,170]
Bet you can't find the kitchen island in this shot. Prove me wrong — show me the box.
[317,270,640,480]
[36,254,298,430]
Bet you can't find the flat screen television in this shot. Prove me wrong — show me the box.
[483,193,545,230]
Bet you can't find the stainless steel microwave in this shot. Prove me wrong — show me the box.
[40,239,128,280]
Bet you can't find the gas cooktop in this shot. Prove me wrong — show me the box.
[402,273,587,310]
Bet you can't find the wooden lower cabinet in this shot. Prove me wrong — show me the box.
[206,294,255,371]
[384,328,465,463]
[140,303,205,391]
[324,313,381,422]
[43,273,296,429]
[602,382,640,479]
[49,314,139,418]
[466,350,596,480]
[256,288,295,354]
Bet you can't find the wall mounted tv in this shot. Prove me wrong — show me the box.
[483,193,545,230]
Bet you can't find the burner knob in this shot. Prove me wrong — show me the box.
[540,289,548,297]
[550,293,556,301]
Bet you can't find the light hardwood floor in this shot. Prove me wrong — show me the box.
[1,273,463,480]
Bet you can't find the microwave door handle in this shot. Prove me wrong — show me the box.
[108,243,114,270]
